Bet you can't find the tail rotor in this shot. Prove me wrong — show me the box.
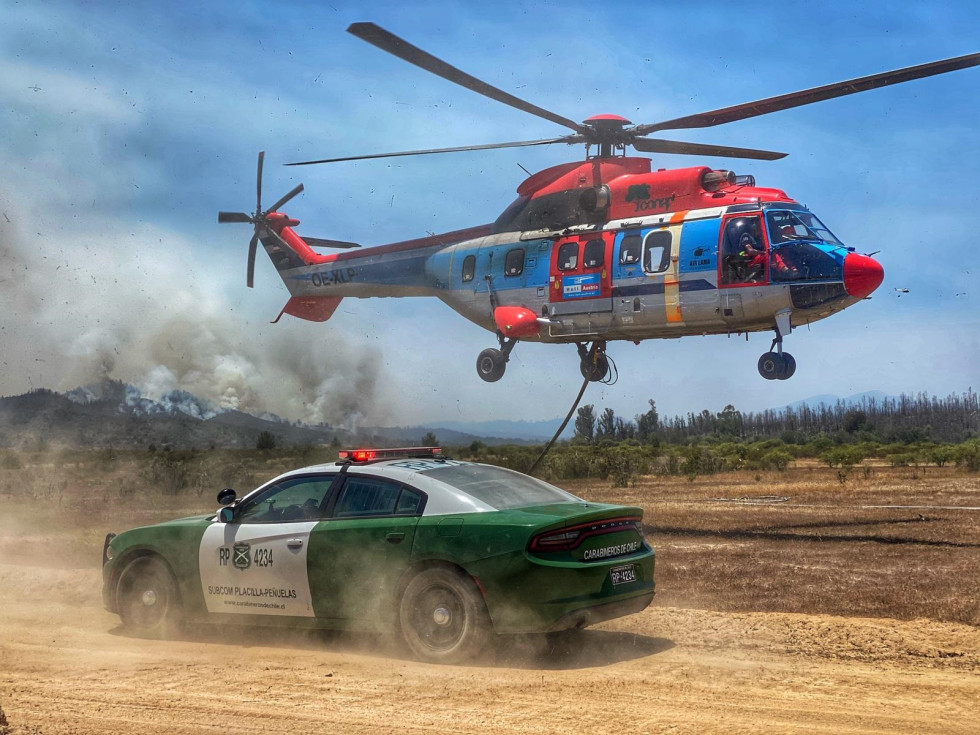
[218,151,305,288]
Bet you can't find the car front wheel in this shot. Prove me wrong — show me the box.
[399,567,490,663]
[116,556,180,637]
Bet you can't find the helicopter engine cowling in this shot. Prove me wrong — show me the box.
[493,306,541,338]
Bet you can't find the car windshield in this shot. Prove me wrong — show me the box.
[420,464,581,510]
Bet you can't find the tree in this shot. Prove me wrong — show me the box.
[574,404,596,444]
[256,431,277,450]
[420,431,439,446]
[716,404,743,438]
[635,399,659,444]
[597,407,617,440]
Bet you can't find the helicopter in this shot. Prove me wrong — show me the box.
[219,23,979,383]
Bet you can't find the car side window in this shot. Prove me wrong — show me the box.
[461,254,475,283]
[236,476,335,524]
[334,478,423,518]
[504,248,525,277]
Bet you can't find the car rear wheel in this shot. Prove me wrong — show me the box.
[116,556,180,637]
[399,567,490,663]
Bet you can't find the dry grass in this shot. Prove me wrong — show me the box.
[567,466,980,625]
[1,452,978,626]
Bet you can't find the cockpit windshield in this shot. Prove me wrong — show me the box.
[765,209,845,283]
[766,210,843,246]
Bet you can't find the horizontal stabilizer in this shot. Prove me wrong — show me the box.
[273,296,343,323]
[304,236,361,249]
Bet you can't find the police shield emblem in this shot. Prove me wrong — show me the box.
[233,542,251,570]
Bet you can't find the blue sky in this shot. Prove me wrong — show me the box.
[1,0,978,428]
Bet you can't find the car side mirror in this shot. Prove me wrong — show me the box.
[218,506,236,524]
[217,488,236,506]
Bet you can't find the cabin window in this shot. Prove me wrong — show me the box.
[583,238,604,268]
[461,254,475,283]
[643,230,672,273]
[504,248,525,277]
[620,234,642,265]
[557,241,579,271]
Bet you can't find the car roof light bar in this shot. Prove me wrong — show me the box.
[337,446,443,463]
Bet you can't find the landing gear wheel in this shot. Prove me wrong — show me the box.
[476,348,506,382]
[580,353,609,382]
[780,352,797,380]
[399,567,491,664]
[758,352,797,380]
[116,556,180,637]
[758,352,782,380]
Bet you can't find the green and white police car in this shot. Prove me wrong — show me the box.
[102,447,655,662]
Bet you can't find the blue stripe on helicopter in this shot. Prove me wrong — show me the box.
[613,279,715,297]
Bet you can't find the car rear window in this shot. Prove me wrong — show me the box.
[420,464,579,510]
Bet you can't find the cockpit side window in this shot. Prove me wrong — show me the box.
[720,215,766,286]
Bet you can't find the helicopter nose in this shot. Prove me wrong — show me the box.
[843,253,884,299]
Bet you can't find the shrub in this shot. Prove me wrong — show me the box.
[256,431,277,450]
[760,449,793,471]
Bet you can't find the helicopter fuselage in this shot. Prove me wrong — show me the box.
[259,157,883,381]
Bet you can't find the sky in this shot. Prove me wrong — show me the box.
[1,0,978,430]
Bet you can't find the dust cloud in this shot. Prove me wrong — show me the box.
[0,194,392,429]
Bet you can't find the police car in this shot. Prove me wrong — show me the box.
[102,447,655,662]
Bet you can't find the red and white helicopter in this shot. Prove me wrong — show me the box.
[219,23,979,383]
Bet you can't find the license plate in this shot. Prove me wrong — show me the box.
[609,564,637,586]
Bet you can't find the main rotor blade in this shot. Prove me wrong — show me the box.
[246,232,258,289]
[348,22,586,135]
[634,52,980,134]
[632,137,787,160]
[265,183,305,214]
[218,211,252,223]
[286,137,578,166]
[256,151,265,213]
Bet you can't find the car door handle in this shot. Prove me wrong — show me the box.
[286,538,304,549]
[385,532,405,545]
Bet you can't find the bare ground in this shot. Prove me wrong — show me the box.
[1,464,979,734]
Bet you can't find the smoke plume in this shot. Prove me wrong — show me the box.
[0,194,391,430]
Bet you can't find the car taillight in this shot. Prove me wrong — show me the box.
[531,529,582,551]
[529,516,642,552]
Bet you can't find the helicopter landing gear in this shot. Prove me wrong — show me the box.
[476,335,518,383]
[758,351,796,380]
[758,313,796,380]
[577,341,611,382]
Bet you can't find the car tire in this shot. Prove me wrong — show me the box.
[399,567,491,663]
[116,556,180,637]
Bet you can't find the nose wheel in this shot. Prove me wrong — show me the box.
[476,335,517,382]
[758,316,796,380]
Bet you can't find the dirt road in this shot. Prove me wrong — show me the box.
[1,559,978,735]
